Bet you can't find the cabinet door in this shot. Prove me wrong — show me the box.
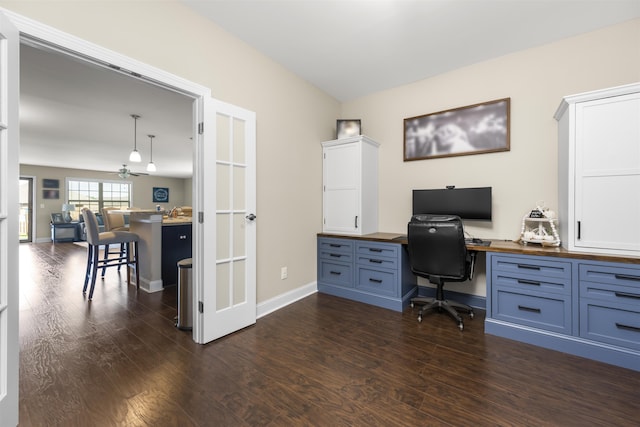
[323,143,360,233]
[574,92,640,253]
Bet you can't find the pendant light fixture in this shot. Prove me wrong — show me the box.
[146,134,157,172]
[128,114,142,162]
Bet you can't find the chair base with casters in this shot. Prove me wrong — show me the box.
[407,214,476,331]
[82,208,140,301]
[410,277,474,331]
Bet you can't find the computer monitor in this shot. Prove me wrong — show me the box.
[412,186,492,221]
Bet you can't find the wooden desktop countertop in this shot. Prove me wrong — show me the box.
[317,232,640,265]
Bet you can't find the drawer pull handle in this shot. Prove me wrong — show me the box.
[615,323,640,333]
[329,271,342,276]
[369,278,383,284]
[614,274,640,282]
[518,279,541,286]
[614,291,640,300]
[179,235,187,240]
[329,244,342,248]
[518,305,541,313]
[369,248,383,252]
[369,259,383,264]
[517,264,541,271]
[329,254,342,258]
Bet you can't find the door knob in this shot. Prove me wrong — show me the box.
[246,213,256,221]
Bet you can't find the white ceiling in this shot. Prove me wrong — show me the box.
[20,1,640,177]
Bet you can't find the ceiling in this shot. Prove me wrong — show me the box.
[19,1,640,177]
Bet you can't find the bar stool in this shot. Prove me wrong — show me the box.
[81,208,140,300]
[101,207,129,275]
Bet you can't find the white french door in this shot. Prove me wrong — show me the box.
[193,97,256,344]
[0,10,20,426]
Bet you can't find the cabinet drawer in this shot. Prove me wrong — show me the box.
[580,281,640,309]
[318,238,353,255]
[356,242,398,259]
[319,250,353,263]
[493,288,571,334]
[492,255,572,282]
[356,267,397,297]
[579,264,640,287]
[319,260,352,287]
[356,254,397,270]
[492,272,570,295]
[580,302,640,351]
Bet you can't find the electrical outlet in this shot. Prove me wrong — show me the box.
[280,266,288,280]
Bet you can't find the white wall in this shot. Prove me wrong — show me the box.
[341,18,640,296]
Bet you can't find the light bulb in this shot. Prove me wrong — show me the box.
[129,149,141,162]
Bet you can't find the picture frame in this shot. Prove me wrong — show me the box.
[336,119,361,139]
[403,98,510,161]
[43,189,59,200]
[43,178,59,189]
[152,187,169,203]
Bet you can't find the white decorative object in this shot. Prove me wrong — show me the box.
[520,203,561,247]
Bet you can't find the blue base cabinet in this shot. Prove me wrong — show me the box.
[317,237,417,312]
[486,252,640,372]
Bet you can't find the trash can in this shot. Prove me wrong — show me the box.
[176,258,193,330]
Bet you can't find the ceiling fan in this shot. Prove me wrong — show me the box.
[113,164,148,179]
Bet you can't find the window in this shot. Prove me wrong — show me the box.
[66,178,132,220]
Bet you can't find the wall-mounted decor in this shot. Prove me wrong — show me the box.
[43,178,59,189]
[404,98,510,161]
[43,189,59,200]
[336,119,361,139]
[152,187,169,203]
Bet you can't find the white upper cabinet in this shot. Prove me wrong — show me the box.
[555,83,640,256]
[322,136,379,235]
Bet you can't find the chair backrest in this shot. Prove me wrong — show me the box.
[102,207,126,231]
[81,208,100,245]
[407,214,469,282]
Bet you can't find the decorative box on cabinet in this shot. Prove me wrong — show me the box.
[486,251,640,372]
[321,136,379,235]
[555,83,640,256]
[161,224,192,287]
[317,236,416,312]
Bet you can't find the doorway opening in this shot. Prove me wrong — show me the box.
[19,177,34,242]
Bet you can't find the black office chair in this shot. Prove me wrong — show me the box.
[407,214,476,331]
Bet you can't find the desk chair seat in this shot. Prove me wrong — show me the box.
[407,214,476,331]
[82,208,139,300]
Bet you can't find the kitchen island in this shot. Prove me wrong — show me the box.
[112,209,192,292]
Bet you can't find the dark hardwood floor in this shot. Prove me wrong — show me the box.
[18,242,640,426]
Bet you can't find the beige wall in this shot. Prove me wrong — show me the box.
[20,164,189,240]
[2,1,340,303]
[6,2,639,303]
[342,18,640,296]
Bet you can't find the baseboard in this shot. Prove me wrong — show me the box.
[257,281,318,319]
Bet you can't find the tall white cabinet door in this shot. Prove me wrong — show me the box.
[575,92,640,253]
[556,83,640,256]
[323,142,360,233]
[322,136,379,235]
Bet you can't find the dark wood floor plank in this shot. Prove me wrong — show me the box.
[17,242,640,426]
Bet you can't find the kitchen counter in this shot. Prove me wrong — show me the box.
[162,216,192,225]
